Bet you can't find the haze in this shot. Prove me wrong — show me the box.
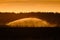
[0,0,60,13]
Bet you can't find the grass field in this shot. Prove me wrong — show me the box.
[0,25,60,40]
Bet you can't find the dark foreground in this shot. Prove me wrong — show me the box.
[0,26,60,40]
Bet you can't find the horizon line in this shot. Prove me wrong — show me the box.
[0,11,60,14]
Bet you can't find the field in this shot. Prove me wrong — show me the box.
[0,25,60,40]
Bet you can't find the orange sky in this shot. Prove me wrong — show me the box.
[0,0,60,13]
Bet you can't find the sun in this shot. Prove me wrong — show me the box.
[6,18,56,27]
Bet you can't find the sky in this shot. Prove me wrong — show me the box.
[0,0,60,13]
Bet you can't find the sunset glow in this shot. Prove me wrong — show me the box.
[6,18,56,27]
[0,0,60,13]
